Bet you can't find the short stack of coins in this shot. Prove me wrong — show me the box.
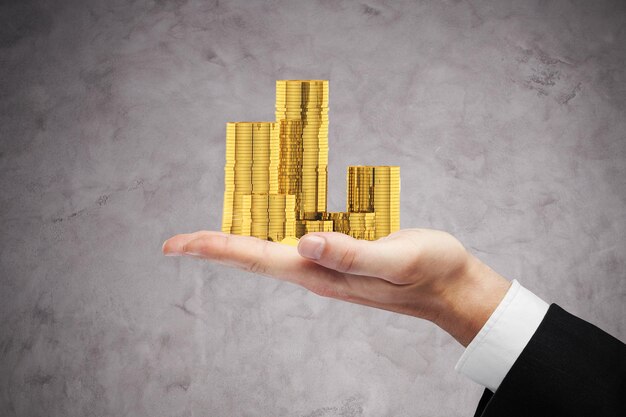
[371,166,400,239]
[268,194,296,242]
[347,165,400,239]
[221,122,279,235]
[249,193,295,240]
[250,193,270,239]
[347,165,374,213]
[345,166,377,240]
[347,212,377,240]
[301,220,333,234]
[276,80,329,229]
[294,217,325,238]
[321,211,376,240]
[322,212,350,234]
[233,194,252,235]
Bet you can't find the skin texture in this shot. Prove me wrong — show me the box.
[162,229,511,347]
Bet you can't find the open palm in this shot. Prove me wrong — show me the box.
[162,228,509,346]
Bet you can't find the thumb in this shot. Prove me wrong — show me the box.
[297,232,410,282]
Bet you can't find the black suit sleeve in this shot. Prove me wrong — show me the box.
[473,303,625,417]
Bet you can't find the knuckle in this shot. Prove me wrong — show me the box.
[246,239,269,275]
[337,246,358,273]
[214,234,233,262]
[182,240,204,256]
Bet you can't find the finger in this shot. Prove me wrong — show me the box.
[182,233,298,277]
[297,232,415,284]
[163,231,351,297]
[162,231,229,256]
[163,231,424,316]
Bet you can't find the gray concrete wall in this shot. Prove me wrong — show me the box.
[1,0,624,415]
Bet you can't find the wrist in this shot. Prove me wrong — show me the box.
[432,254,511,347]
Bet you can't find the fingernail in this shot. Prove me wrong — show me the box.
[298,235,325,260]
[162,240,181,256]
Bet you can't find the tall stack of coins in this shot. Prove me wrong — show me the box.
[221,122,279,235]
[276,80,329,228]
[276,119,303,211]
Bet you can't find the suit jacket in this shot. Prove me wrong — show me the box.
[473,304,625,417]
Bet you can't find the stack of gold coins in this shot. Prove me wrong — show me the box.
[236,192,296,241]
[301,220,333,234]
[320,212,376,240]
[295,220,306,238]
[220,80,401,244]
[237,195,252,235]
[268,194,296,242]
[276,119,303,211]
[295,215,327,238]
[250,193,270,239]
[364,212,376,240]
[371,166,400,239]
[345,167,376,239]
[347,166,374,212]
[347,166,400,239]
[322,212,350,234]
[221,122,279,235]
[276,80,329,229]
[347,212,376,240]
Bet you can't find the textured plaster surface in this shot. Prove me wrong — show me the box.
[1,0,625,416]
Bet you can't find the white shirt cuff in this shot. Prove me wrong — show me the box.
[454,279,549,392]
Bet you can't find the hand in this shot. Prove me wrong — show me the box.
[162,229,511,346]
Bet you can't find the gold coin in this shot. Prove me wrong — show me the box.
[275,96,328,101]
[275,100,328,104]
[275,92,328,97]
[276,83,327,88]
[275,91,328,96]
